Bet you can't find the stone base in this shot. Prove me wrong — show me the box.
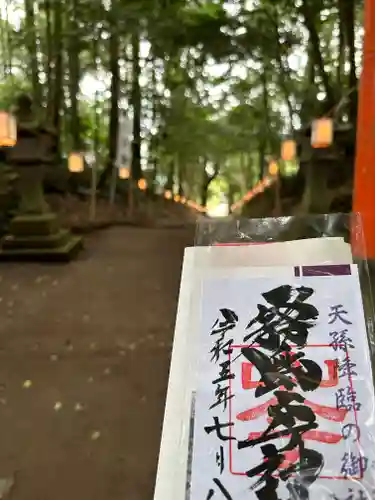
[9,213,59,236]
[0,235,83,262]
[0,212,83,262]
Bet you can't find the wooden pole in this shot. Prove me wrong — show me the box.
[89,164,97,222]
[353,0,375,258]
[274,174,281,216]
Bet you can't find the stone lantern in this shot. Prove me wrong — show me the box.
[0,94,82,261]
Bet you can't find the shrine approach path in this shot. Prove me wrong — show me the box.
[0,225,193,500]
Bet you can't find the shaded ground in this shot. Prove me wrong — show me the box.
[0,225,193,500]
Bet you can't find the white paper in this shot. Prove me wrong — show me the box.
[190,267,375,500]
[153,238,353,500]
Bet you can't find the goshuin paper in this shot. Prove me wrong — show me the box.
[190,265,375,500]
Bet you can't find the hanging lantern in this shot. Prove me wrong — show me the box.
[165,190,172,200]
[174,194,180,202]
[268,160,279,177]
[311,118,333,148]
[281,140,296,161]
[180,196,186,204]
[138,178,147,190]
[119,167,130,179]
[0,111,17,147]
[68,152,84,173]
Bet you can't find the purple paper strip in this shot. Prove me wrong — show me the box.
[300,265,352,277]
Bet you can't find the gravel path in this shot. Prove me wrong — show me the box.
[0,226,193,500]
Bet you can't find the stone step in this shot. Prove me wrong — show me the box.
[0,235,83,262]
[2,229,71,250]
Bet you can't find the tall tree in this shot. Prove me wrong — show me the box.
[24,0,41,106]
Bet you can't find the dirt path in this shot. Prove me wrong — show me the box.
[0,226,193,500]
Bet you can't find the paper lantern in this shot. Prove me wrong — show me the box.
[311,118,333,148]
[68,152,84,173]
[281,140,296,161]
[268,161,279,177]
[174,194,180,202]
[119,167,130,179]
[138,178,147,190]
[180,196,186,204]
[0,111,17,147]
[165,190,172,200]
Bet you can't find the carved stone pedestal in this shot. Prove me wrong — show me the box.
[0,213,82,262]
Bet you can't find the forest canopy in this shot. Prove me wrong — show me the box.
[0,0,364,207]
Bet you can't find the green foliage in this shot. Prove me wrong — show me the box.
[0,76,32,110]
[0,0,364,205]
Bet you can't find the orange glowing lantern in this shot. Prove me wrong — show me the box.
[0,111,17,147]
[311,118,333,148]
[138,178,147,190]
[180,196,186,204]
[119,167,130,179]
[174,194,180,202]
[268,161,279,177]
[165,190,172,200]
[68,152,84,173]
[281,140,296,161]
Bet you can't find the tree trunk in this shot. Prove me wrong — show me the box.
[149,55,158,193]
[306,43,316,85]
[342,0,357,122]
[178,162,186,196]
[227,184,235,213]
[97,0,120,189]
[1,0,13,77]
[201,162,219,207]
[131,29,142,181]
[258,142,266,180]
[44,0,53,102]
[166,159,174,190]
[265,10,294,130]
[0,20,6,78]
[52,0,64,140]
[343,0,356,88]
[24,0,41,107]
[300,0,335,107]
[5,0,12,74]
[259,65,269,178]
[68,0,81,150]
[337,0,345,86]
